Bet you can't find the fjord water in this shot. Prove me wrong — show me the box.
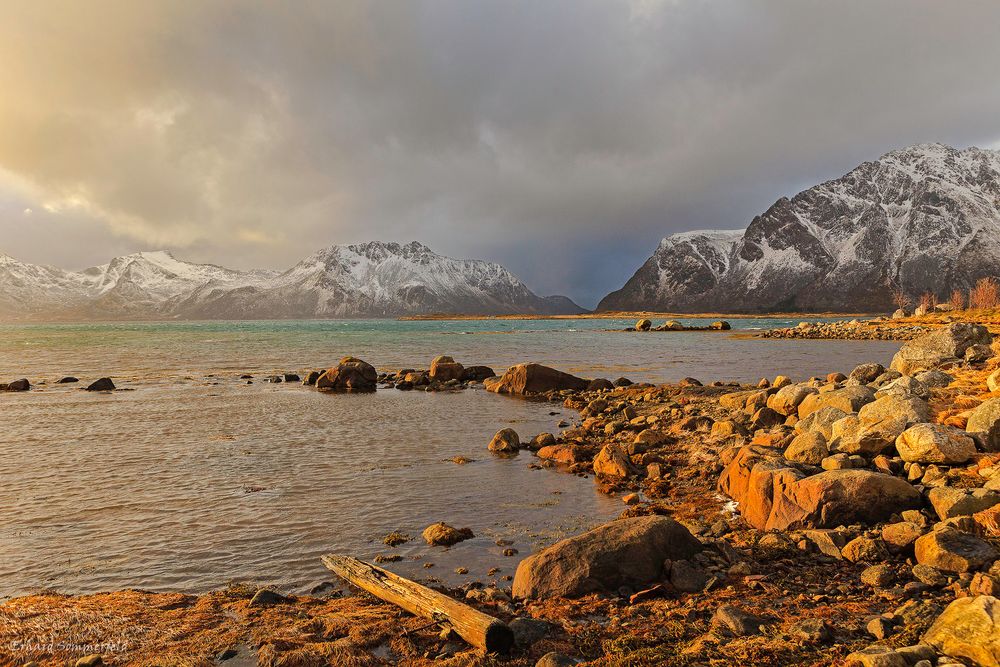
[0,318,901,597]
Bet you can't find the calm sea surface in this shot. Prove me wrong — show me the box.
[0,318,901,597]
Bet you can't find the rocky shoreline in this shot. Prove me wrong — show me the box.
[4,322,1000,666]
[758,310,1000,342]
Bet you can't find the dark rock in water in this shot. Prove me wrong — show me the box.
[613,377,633,387]
[512,515,701,599]
[316,357,377,392]
[267,375,283,383]
[57,376,79,384]
[711,320,731,330]
[461,365,496,382]
[3,378,30,391]
[85,378,115,391]
[486,363,588,395]
[395,380,414,391]
[635,318,652,331]
[303,370,321,386]
[248,588,288,607]
[587,378,614,391]
[283,373,300,382]
[240,374,253,379]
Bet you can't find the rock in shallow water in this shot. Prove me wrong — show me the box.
[488,428,520,454]
[316,357,377,392]
[485,363,588,395]
[422,522,474,547]
[85,377,115,391]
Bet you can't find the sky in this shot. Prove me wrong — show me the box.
[2,1,1000,308]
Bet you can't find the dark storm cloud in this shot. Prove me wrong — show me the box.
[1,0,999,306]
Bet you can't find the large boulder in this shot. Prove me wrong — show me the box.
[718,446,921,531]
[429,355,465,382]
[796,406,849,441]
[914,528,999,573]
[895,423,977,464]
[923,596,1000,667]
[784,431,829,465]
[486,363,588,395]
[928,487,1000,521]
[768,385,817,417]
[830,414,908,456]
[968,397,1000,452]
[316,357,378,392]
[890,323,993,374]
[512,516,701,599]
[858,394,930,426]
[635,319,652,331]
[798,386,875,419]
[876,375,930,400]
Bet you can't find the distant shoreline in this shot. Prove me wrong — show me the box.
[0,312,881,326]
[398,311,883,321]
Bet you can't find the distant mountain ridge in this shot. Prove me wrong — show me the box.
[599,143,1000,312]
[0,242,584,320]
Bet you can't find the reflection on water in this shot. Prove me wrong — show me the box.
[0,318,902,597]
[0,384,618,596]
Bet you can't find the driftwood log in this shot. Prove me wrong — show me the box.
[321,554,514,654]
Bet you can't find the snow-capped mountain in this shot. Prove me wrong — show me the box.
[0,243,583,320]
[599,143,1000,312]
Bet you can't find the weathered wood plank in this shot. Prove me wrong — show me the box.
[321,554,514,654]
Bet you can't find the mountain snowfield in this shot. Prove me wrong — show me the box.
[599,143,1000,312]
[0,242,583,320]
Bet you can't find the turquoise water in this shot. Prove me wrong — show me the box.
[0,318,901,597]
[0,317,899,383]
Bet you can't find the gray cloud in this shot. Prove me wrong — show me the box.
[1,0,999,307]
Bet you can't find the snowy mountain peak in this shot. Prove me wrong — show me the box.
[599,143,1000,313]
[0,242,583,320]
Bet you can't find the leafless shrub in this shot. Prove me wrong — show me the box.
[889,284,911,310]
[949,289,966,311]
[969,277,1000,311]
